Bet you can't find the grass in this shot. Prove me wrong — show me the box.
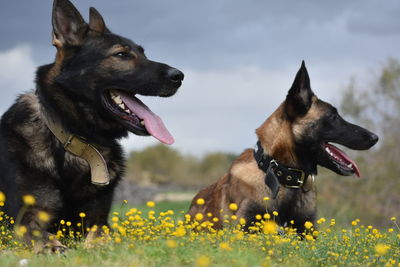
[113,200,190,220]
[0,200,399,267]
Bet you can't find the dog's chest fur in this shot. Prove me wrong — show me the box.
[2,92,123,205]
[228,150,316,227]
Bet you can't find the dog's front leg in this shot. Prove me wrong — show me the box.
[76,189,114,248]
[84,226,107,248]
[18,210,66,253]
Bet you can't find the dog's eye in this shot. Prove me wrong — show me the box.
[114,52,134,60]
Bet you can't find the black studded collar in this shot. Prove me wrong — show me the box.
[253,141,309,198]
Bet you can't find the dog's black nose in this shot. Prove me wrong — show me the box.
[370,133,379,145]
[167,68,184,83]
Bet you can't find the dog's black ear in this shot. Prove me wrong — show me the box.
[89,7,110,33]
[52,0,88,47]
[286,61,314,118]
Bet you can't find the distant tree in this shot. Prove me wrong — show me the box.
[125,144,236,187]
[197,152,237,185]
[317,58,400,226]
[125,144,185,185]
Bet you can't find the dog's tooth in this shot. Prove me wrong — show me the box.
[140,120,145,125]
[348,163,353,168]
[114,96,122,104]
[119,103,125,109]
[125,109,131,114]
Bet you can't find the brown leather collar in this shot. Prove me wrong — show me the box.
[42,112,110,186]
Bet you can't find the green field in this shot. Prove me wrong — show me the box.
[0,200,399,267]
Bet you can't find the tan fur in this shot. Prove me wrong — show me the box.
[99,45,137,71]
[292,96,326,139]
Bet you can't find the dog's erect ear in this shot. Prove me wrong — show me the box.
[52,0,88,47]
[285,61,314,117]
[89,7,110,33]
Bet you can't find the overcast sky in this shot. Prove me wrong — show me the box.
[0,0,399,156]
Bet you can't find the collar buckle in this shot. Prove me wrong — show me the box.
[63,135,75,150]
[285,167,305,188]
[269,159,279,171]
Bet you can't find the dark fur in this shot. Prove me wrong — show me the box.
[188,62,378,233]
[0,0,183,251]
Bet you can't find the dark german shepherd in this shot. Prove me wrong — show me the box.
[188,62,378,233]
[0,0,183,251]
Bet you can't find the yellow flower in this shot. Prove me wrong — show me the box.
[239,218,246,225]
[115,237,122,243]
[15,225,27,237]
[263,220,278,234]
[0,191,5,202]
[195,213,204,221]
[22,195,36,206]
[304,221,313,229]
[166,239,177,248]
[66,221,72,226]
[263,197,269,201]
[219,242,232,251]
[196,198,205,205]
[272,211,278,216]
[305,234,314,241]
[146,201,155,208]
[264,213,271,220]
[390,217,396,221]
[173,226,186,237]
[229,203,238,211]
[79,212,86,218]
[375,244,390,256]
[196,255,210,267]
[255,214,262,220]
[37,211,50,222]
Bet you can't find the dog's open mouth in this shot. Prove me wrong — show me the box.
[103,89,174,145]
[323,143,360,177]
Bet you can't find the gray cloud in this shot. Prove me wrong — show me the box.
[0,0,399,155]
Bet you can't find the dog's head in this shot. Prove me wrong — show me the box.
[43,0,183,144]
[258,61,378,177]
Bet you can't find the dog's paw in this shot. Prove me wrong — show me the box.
[50,244,68,254]
[34,239,67,254]
[84,229,108,249]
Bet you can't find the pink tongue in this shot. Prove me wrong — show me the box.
[119,92,174,145]
[325,143,360,177]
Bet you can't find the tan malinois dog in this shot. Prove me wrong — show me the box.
[188,61,378,233]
